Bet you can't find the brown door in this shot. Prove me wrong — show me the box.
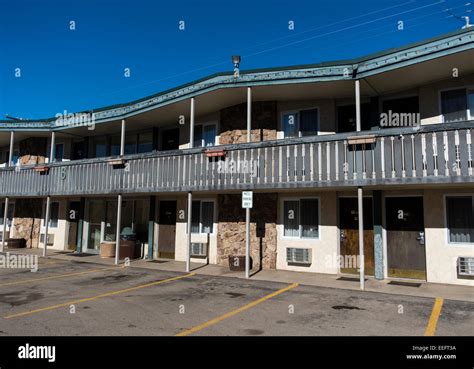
[158,201,177,259]
[339,197,374,275]
[386,197,426,280]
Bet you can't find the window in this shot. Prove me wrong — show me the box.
[55,144,64,162]
[191,201,214,234]
[441,88,470,123]
[0,202,14,226]
[5,151,19,166]
[92,136,108,158]
[283,199,319,238]
[138,131,153,153]
[194,124,216,147]
[43,202,59,228]
[446,196,474,244]
[337,103,372,132]
[283,108,318,138]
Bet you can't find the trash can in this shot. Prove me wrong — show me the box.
[228,255,252,271]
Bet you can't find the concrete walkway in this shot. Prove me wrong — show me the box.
[4,247,474,302]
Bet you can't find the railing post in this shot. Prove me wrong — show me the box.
[114,194,122,265]
[1,197,9,252]
[43,196,51,257]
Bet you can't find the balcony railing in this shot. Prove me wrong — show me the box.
[0,122,473,197]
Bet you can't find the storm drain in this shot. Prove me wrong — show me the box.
[388,281,421,287]
[337,277,368,282]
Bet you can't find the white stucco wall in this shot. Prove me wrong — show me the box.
[173,195,218,264]
[40,198,69,251]
[276,191,338,274]
[423,189,474,286]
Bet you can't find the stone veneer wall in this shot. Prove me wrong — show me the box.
[18,137,47,165]
[217,193,277,270]
[11,138,48,247]
[12,199,43,248]
[219,101,277,144]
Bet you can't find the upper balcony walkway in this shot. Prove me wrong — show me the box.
[0,121,472,197]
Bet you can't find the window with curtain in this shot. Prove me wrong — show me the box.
[441,89,468,123]
[191,201,214,234]
[0,202,14,226]
[43,202,59,228]
[469,90,474,120]
[203,125,216,147]
[283,201,300,237]
[284,199,319,238]
[301,199,319,238]
[55,144,64,162]
[138,131,153,153]
[446,196,474,243]
[300,109,318,137]
[194,124,216,147]
[283,113,299,138]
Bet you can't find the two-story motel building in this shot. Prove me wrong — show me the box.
[1,29,474,286]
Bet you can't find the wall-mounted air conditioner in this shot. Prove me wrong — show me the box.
[287,247,311,265]
[458,257,474,276]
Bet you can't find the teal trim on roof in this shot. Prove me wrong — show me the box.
[1,28,474,131]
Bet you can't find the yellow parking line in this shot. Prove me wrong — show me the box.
[176,282,299,336]
[0,266,122,287]
[4,273,194,319]
[424,297,444,336]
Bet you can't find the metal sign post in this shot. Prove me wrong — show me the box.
[242,191,253,279]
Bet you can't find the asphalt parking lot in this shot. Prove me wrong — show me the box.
[0,258,473,336]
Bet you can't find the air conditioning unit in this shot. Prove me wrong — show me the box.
[458,257,474,276]
[287,247,311,265]
[40,233,54,246]
[190,242,207,257]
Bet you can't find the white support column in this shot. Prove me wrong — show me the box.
[357,187,365,290]
[186,191,192,272]
[247,87,252,143]
[8,131,14,167]
[1,197,9,252]
[355,79,365,290]
[114,194,122,265]
[355,80,361,132]
[120,119,126,156]
[43,196,51,257]
[245,87,252,278]
[50,131,56,163]
[190,98,195,149]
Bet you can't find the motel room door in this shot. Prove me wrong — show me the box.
[339,197,374,275]
[158,201,177,259]
[385,197,426,280]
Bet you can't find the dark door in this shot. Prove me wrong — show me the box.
[67,201,82,250]
[72,141,86,160]
[386,197,426,280]
[339,197,374,275]
[337,103,371,133]
[158,201,177,259]
[161,128,180,151]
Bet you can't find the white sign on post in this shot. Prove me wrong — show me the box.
[242,191,253,209]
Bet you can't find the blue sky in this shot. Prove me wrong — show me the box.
[0,0,472,119]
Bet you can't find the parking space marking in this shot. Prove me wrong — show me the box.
[4,273,195,319]
[424,297,444,336]
[0,266,123,287]
[175,282,299,336]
